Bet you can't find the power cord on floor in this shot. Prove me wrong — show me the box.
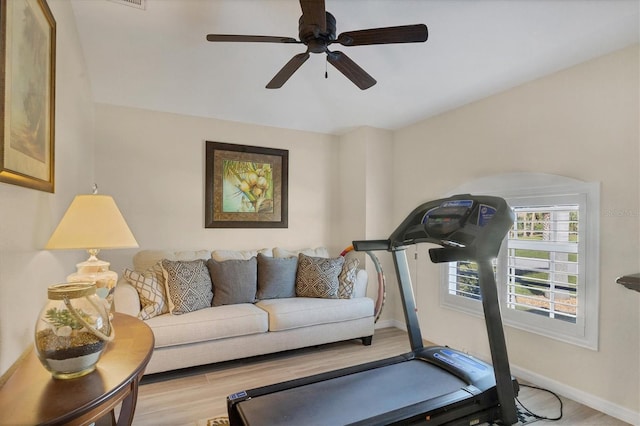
[516,383,564,422]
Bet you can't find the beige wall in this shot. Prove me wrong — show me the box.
[0,0,95,375]
[335,127,399,325]
[93,104,344,273]
[393,45,639,421]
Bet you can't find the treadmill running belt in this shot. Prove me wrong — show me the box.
[235,360,468,425]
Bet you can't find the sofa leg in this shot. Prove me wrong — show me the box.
[361,336,373,346]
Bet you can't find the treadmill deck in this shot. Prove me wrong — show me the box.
[235,359,469,425]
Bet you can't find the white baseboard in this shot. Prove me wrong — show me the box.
[510,364,640,425]
[375,319,406,330]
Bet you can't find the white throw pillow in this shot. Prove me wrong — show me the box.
[123,262,169,320]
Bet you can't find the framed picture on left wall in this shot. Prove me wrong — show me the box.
[0,0,56,193]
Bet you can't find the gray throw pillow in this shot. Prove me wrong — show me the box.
[256,253,297,299]
[161,259,213,315]
[295,253,344,299]
[207,257,257,306]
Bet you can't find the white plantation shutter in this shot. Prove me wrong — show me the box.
[440,174,599,350]
[506,205,579,323]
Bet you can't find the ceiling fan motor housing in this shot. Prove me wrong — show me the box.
[299,12,336,53]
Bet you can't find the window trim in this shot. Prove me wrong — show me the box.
[439,173,600,350]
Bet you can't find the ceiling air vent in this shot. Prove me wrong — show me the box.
[108,0,146,10]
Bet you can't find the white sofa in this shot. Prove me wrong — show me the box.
[113,248,375,375]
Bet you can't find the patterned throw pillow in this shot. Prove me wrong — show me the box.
[338,257,360,299]
[161,259,213,315]
[295,254,344,299]
[123,263,169,320]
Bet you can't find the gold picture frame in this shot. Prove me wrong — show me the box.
[0,0,56,193]
[205,141,288,228]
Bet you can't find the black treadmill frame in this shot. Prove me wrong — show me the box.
[385,194,518,424]
[227,194,519,425]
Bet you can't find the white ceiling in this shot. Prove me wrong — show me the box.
[69,0,639,135]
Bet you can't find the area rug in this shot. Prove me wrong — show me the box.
[200,416,229,426]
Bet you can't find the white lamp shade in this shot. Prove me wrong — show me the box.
[46,194,138,250]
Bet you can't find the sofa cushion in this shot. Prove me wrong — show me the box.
[123,264,169,320]
[211,248,273,261]
[207,257,257,306]
[256,253,297,299]
[256,297,374,332]
[295,254,344,298]
[273,247,329,258]
[145,304,268,348]
[353,269,369,299]
[135,250,211,272]
[161,259,214,314]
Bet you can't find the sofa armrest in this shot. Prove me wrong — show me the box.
[113,279,141,317]
[353,269,368,298]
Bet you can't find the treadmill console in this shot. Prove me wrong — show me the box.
[421,199,476,238]
[386,194,514,262]
[422,198,502,237]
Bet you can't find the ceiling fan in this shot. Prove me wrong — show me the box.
[206,0,428,90]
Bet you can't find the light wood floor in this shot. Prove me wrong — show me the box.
[133,328,630,426]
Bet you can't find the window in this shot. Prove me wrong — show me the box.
[440,173,600,350]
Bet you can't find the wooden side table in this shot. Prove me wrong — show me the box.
[0,313,154,425]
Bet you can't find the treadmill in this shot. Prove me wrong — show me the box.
[227,194,519,425]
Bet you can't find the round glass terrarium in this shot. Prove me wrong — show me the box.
[34,283,114,379]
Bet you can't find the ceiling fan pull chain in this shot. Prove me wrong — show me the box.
[325,57,328,79]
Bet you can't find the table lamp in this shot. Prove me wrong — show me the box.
[46,188,138,303]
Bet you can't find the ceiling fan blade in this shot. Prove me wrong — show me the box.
[266,52,310,89]
[326,51,376,90]
[335,24,428,46]
[206,34,300,44]
[299,0,326,34]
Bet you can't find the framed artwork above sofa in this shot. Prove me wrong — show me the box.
[205,141,288,228]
